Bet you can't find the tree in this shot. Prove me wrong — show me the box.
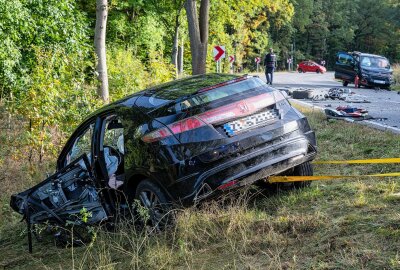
[95,0,109,103]
[185,0,210,75]
[148,0,185,77]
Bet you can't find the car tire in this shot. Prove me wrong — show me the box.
[134,179,172,230]
[291,162,313,189]
[343,81,349,87]
[316,69,320,74]
[257,162,313,191]
[298,69,303,73]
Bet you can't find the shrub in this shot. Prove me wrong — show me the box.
[392,64,400,87]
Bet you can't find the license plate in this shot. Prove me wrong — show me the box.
[223,109,279,136]
[374,80,386,84]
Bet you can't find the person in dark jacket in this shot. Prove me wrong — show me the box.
[264,48,276,85]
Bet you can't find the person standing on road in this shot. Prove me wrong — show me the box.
[264,48,276,85]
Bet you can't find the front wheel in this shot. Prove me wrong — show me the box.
[343,81,349,87]
[134,180,172,230]
[316,69,320,74]
[298,69,303,73]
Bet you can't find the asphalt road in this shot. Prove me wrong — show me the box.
[256,71,400,132]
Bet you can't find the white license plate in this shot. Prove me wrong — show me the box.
[223,109,279,136]
[374,80,386,84]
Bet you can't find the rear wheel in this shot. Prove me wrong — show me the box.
[342,81,349,87]
[256,162,313,191]
[134,180,172,230]
[291,162,313,189]
[298,69,303,73]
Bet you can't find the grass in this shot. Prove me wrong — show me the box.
[1,104,400,269]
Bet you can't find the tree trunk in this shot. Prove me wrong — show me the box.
[178,39,184,75]
[94,0,109,103]
[171,23,179,78]
[185,0,210,75]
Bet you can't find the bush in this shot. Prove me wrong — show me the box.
[107,48,175,101]
[392,64,400,87]
[8,46,100,161]
[107,48,149,101]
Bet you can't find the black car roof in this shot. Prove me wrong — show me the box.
[85,73,242,118]
[352,51,388,58]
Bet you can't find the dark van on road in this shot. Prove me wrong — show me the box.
[334,51,394,89]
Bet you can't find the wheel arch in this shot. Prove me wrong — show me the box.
[123,173,173,203]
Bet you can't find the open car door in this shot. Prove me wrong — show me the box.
[10,154,108,227]
[334,52,357,83]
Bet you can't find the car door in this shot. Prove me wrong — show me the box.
[335,52,357,81]
[303,61,309,72]
[57,118,96,170]
[10,117,113,226]
[10,153,109,226]
[306,61,313,72]
[94,113,127,211]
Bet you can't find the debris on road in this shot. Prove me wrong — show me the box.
[292,89,314,99]
[336,106,368,117]
[324,106,388,122]
[324,107,370,120]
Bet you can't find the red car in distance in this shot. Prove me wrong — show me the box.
[297,61,326,74]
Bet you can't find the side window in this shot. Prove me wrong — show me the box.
[103,116,124,154]
[337,53,354,65]
[65,123,94,166]
[101,116,125,189]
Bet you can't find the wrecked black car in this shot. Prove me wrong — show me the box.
[11,74,317,232]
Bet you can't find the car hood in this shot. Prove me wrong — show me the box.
[362,67,392,74]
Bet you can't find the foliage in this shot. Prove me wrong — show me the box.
[392,64,400,91]
[107,48,175,101]
[8,47,100,160]
[107,47,149,101]
[291,0,400,67]
[0,0,90,99]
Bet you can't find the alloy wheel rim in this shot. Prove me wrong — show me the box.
[138,189,167,229]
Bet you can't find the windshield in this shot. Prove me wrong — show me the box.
[360,56,390,69]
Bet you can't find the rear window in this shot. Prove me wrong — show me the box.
[136,74,239,110]
[169,77,269,112]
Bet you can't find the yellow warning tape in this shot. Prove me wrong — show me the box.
[313,158,400,164]
[269,173,400,183]
[268,158,400,183]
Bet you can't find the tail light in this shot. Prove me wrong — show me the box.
[142,92,276,143]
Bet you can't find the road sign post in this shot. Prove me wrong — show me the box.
[229,55,235,73]
[213,46,226,73]
[255,57,261,73]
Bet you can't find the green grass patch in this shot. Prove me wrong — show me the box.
[1,105,400,269]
